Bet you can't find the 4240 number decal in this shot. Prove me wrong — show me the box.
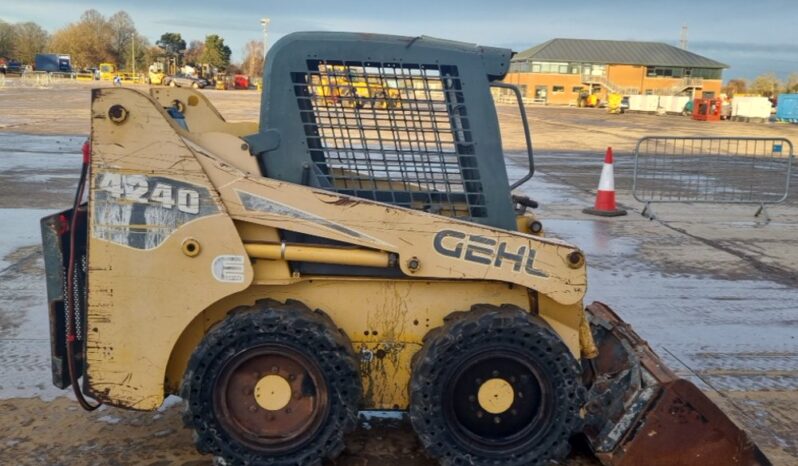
[97,173,201,214]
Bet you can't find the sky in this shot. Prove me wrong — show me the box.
[2,0,797,80]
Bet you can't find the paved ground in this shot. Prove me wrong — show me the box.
[0,79,796,465]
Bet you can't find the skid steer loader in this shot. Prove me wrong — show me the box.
[41,32,770,466]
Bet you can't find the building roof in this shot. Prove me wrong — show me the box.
[514,38,728,68]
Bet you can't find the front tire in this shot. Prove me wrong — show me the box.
[182,299,361,466]
[409,304,584,466]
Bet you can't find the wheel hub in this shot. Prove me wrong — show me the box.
[214,345,329,453]
[477,378,514,414]
[445,349,551,449]
[255,374,292,411]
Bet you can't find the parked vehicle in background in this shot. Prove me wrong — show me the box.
[99,63,117,81]
[234,74,250,89]
[163,72,208,88]
[34,54,72,73]
[147,63,166,85]
[5,60,23,75]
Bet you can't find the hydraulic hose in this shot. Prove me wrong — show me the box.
[65,141,101,411]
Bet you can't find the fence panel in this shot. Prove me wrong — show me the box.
[633,137,793,219]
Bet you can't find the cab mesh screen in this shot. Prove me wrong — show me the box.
[292,60,486,219]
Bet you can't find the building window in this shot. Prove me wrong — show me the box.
[572,86,584,92]
[646,66,721,79]
[509,61,531,73]
[492,84,528,98]
[691,68,722,79]
[552,86,565,93]
[644,89,654,95]
[581,63,606,76]
[529,61,576,74]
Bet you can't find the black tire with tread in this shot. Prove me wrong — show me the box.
[181,299,361,466]
[409,304,584,466]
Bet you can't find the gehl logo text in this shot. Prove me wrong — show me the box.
[433,230,548,278]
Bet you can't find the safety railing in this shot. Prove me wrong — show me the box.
[632,136,793,221]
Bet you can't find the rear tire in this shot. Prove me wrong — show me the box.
[409,304,584,466]
[181,299,361,466]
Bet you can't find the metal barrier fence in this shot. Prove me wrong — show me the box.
[633,136,793,220]
[20,70,53,88]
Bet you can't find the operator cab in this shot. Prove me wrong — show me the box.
[245,32,535,233]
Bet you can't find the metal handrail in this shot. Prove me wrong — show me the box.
[491,82,534,189]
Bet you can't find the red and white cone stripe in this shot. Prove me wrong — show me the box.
[583,147,627,217]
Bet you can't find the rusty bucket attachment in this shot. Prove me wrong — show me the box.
[582,302,771,466]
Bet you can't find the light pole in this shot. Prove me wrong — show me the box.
[130,33,136,75]
[260,17,271,51]
[260,17,270,80]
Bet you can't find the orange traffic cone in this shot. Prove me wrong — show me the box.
[583,147,627,217]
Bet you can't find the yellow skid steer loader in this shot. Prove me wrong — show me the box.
[40,32,769,466]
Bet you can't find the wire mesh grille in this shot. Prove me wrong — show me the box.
[633,137,793,204]
[292,60,485,219]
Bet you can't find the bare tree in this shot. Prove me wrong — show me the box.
[0,20,15,58]
[242,40,264,77]
[785,73,798,94]
[722,78,747,96]
[749,73,782,97]
[184,40,205,66]
[12,22,49,64]
[49,10,114,69]
[108,11,136,69]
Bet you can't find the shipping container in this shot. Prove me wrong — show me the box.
[776,94,798,122]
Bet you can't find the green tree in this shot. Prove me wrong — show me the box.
[200,34,231,69]
[0,20,15,58]
[157,32,186,57]
[12,22,49,63]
